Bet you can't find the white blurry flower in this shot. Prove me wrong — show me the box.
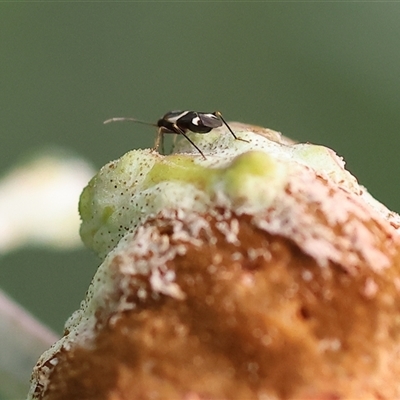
[0,148,95,253]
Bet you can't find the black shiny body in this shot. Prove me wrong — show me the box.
[154,110,239,159]
[157,111,224,134]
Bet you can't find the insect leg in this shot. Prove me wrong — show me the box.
[173,124,206,160]
[215,111,249,143]
[154,128,165,155]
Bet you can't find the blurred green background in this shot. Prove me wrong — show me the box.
[1,3,400,335]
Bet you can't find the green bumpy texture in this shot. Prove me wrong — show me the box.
[79,142,285,259]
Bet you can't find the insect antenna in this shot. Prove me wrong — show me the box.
[103,117,157,127]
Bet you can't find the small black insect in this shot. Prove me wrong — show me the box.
[104,110,246,159]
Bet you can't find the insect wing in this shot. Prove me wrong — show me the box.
[182,112,222,134]
[198,113,223,129]
[168,111,211,134]
[162,111,188,124]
